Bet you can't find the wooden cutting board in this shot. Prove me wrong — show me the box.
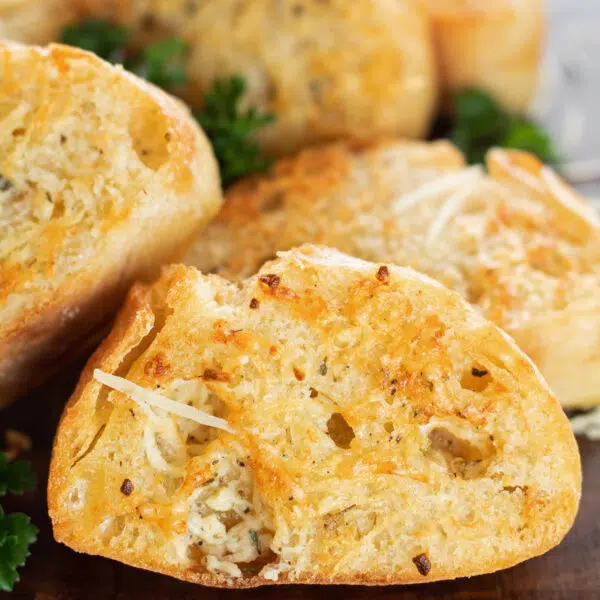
[2,364,599,599]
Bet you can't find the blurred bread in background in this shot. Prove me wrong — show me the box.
[0,1,544,152]
[186,139,600,410]
[1,0,439,155]
[49,245,580,587]
[424,0,543,112]
[0,42,222,406]
[0,0,77,45]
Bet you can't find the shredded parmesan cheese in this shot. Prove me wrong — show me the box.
[426,186,475,245]
[93,369,233,433]
[142,424,185,475]
[570,408,600,441]
[391,166,483,214]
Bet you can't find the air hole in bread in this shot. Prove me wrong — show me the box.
[428,427,496,480]
[98,515,126,542]
[460,364,492,393]
[326,413,355,449]
[129,106,170,170]
[238,548,279,577]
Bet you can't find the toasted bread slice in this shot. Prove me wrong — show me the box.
[0,42,222,406]
[49,245,580,587]
[65,0,437,155]
[185,140,600,409]
[422,0,543,112]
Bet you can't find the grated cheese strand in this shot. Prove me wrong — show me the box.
[391,166,483,214]
[426,185,475,245]
[94,369,234,433]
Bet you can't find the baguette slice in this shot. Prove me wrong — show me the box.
[49,245,580,587]
[0,42,222,406]
[186,140,600,409]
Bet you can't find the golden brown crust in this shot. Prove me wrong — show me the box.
[50,247,580,587]
[0,42,222,406]
[185,140,600,409]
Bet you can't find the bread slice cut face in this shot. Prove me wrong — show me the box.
[49,245,580,587]
[186,140,600,409]
[0,42,222,405]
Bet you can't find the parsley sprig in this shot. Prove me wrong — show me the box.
[61,19,129,65]
[449,88,556,165]
[0,452,37,592]
[61,20,188,90]
[195,77,275,187]
[60,20,274,186]
[130,38,189,90]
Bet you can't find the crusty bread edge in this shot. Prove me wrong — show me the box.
[487,148,600,409]
[49,259,581,588]
[0,42,222,406]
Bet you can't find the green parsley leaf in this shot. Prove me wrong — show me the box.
[0,453,36,496]
[60,19,129,64]
[450,88,556,165]
[60,21,275,184]
[195,76,275,187]
[0,507,38,592]
[502,118,556,163]
[132,38,189,89]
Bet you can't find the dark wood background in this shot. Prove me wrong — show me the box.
[3,0,600,597]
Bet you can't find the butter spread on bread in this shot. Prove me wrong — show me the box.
[49,246,580,587]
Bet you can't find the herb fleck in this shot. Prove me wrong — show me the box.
[319,358,328,376]
[0,175,13,192]
[471,367,488,377]
[249,529,260,554]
